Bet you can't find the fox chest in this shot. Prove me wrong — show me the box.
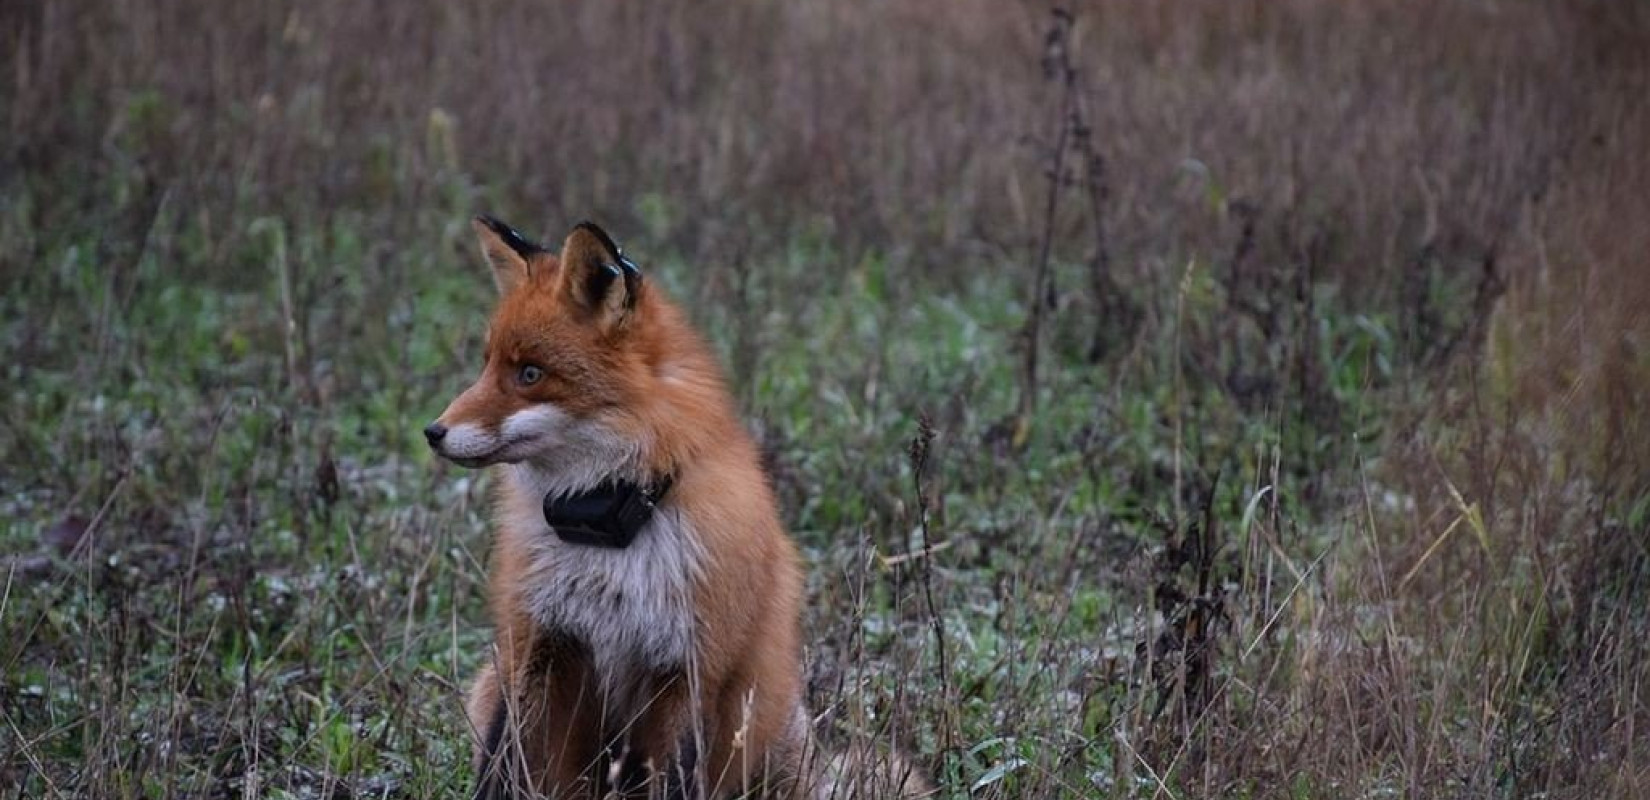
[515,513,701,679]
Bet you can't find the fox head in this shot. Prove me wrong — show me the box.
[424,217,667,480]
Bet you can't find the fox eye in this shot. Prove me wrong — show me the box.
[517,364,545,386]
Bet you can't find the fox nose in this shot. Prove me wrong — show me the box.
[423,423,448,448]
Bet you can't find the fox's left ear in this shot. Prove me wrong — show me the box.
[473,215,551,295]
[557,221,642,330]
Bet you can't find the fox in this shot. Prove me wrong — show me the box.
[425,216,933,800]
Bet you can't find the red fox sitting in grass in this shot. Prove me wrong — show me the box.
[425,217,932,799]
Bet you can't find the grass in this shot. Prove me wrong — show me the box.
[4,0,1649,798]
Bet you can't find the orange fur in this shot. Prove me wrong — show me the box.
[430,219,929,799]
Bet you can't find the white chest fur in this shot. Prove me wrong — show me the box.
[500,465,704,688]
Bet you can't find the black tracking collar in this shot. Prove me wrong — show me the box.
[543,475,674,549]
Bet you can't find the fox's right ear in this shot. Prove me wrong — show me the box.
[556,221,639,332]
[472,215,547,295]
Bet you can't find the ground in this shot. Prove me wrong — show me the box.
[3,1,1648,798]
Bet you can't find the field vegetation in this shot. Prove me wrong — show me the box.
[3,0,1647,797]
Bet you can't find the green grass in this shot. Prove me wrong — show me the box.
[8,174,1647,799]
[2,184,1393,797]
[5,2,1648,797]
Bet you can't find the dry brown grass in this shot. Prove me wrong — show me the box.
[6,0,1617,282]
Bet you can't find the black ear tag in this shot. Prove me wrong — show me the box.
[617,252,642,310]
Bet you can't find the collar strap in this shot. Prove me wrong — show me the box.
[542,475,674,549]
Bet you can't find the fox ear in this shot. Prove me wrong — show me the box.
[472,215,546,295]
[557,221,641,329]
